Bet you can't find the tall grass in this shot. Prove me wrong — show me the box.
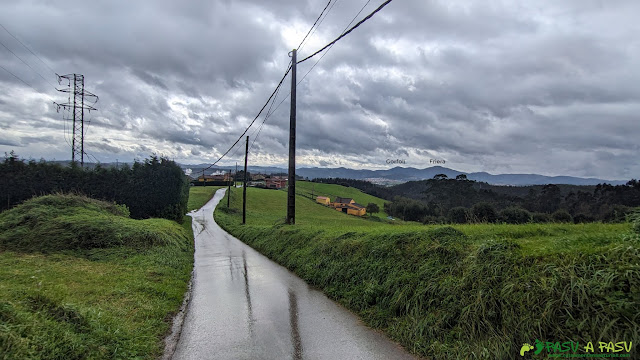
[216,187,639,359]
[0,193,195,359]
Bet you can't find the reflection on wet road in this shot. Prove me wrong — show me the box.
[172,189,416,360]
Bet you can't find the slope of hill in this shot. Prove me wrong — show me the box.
[0,194,194,359]
[295,181,389,217]
[214,186,637,360]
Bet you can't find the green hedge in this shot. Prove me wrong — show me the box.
[0,154,189,222]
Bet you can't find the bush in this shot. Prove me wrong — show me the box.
[0,194,189,252]
[552,209,573,223]
[573,213,595,223]
[631,209,640,234]
[532,212,552,223]
[499,207,532,224]
[423,215,447,225]
[448,206,469,224]
[600,204,633,223]
[471,202,498,223]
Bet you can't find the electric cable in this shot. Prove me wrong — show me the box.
[0,23,57,75]
[0,63,55,102]
[201,64,292,172]
[297,0,392,64]
[0,38,57,89]
[299,0,341,55]
[297,0,332,51]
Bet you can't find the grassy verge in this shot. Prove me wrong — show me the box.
[216,186,639,359]
[186,186,223,212]
[0,194,195,359]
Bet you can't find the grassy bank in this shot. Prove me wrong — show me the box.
[0,194,197,359]
[216,186,639,359]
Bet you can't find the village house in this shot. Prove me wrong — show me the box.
[330,196,367,216]
[315,196,330,205]
[196,172,232,182]
[265,176,287,189]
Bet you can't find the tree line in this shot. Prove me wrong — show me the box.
[1,153,189,222]
[314,177,640,224]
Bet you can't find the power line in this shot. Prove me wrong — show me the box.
[0,23,57,75]
[299,0,340,55]
[201,64,292,172]
[297,0,332,50]
[299,0,372,85]
[0,63,55,102]
[245,0,375,146]
[298,0,393,64]
[0,38,57,89]
[249,74,284,153]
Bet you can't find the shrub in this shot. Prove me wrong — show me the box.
[448,206,469,224]
[600,204,633,223]
[573,213,595,223]
[423,215,447,225]
[552,209,573,223]
[532,212,551,223]
[471,202,498,223]
[499,207,532,224]
[631,209,640,234]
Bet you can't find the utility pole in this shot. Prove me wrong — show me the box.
[286,49,297,225]
[227,169,231,208]
[243,136,249,224]
[236,162,238,187]
[203,169,206,187]
[54,74,98,167]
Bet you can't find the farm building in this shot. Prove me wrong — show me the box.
[315,196,330,205]
[330,197,366,216]
[265,176,287,189]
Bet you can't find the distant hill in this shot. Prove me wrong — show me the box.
[295,166,627,186]
[47,160,627,186]
[177,164,627,186]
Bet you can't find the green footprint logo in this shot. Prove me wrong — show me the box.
[534,339,544,355]
[520,343,534,356]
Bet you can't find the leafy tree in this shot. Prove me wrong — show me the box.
[499,207,531,224]
[366,202,380,215]
[448,207,469,224]
[471,202,498,223]
[455,174,468,180]
[433,174,448,180]
[552,209,573,223]
[532,212,551,223]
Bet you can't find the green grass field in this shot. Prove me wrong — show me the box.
[216,185,640,359]
[187,186,223,212]
[0,188,219,359]
[295,181,390,217]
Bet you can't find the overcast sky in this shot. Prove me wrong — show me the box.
[0,0,638,179]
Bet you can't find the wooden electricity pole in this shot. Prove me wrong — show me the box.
[227,169,231,208]
[286,49,297,225]
[243,136,249,224]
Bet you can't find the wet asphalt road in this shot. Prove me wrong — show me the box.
[172,189,416,360]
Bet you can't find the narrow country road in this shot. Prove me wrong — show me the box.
[172,189,417,360]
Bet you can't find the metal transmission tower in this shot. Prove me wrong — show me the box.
[54,74,98,166]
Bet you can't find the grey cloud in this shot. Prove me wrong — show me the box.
[0,0,638,179]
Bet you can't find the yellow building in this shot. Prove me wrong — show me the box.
[315,196,330,205]
[330,196,366,216]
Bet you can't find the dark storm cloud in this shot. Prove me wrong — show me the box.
[0,0,638,178]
